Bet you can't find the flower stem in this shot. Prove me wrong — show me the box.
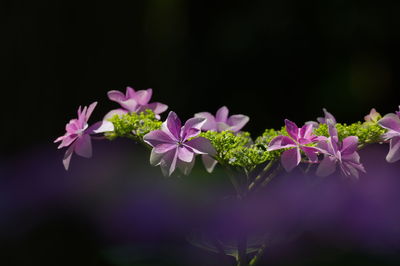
[248,242,267,266]
[248,160,276,192]
[260,165,282,188]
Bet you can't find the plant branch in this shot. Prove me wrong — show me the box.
[259,165,282,189]
[248,242,267,266]
[248,160,276,192]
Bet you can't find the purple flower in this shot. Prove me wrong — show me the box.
[54,102,114,170]
[317,108,336,125]
[316,122,365,178]
[195,106,249,133]
[364,108,381,124]
[143,111,216,176]
[195,106,249,172]
[268,119,321,172]
[104,87,168,120]
[306,108,336,128]
[378,112,400,163]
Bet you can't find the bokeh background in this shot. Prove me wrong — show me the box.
[2,1,400,265]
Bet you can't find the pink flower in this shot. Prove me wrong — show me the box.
[306,108,336,128]
[54,102,114,170]
[195,106,249,132]
[195,106,249,173]
[378,112,400,163]
[143,111,216,176]
[317,108,336,125]
[364,108,381,124]
[104,87,168,120]
[268,119,322,172]
[316,122,365,178]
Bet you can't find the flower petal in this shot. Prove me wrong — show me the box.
[150,148,164,166]
[160,148,178,176]
[340,161,365,178]
[327,121,338,142]
[341,136,358,155]
[344,161,366,177]
[301,146,319,162]
[181,117,206,140]
[135,88,153,105]
[284,119,299,141]
[143,102,168,115]
[74,134,92,158]
[386,136,400,163]
[162,111,181,140]
[143,130,175,147]
[65,119,80,133]
[305,121,319,129]
[227,114,250,132]
[316,155,337,177]
[299,123,314,139]
[108,90,126,102]
[78,106,88,126]
[185,137,216,155]
[383,131,400,140]
[216,122,230,132]
[317,108,336,124]
[281,148,301,172]
[215,106,229,123]
[85,102,98,122]
[342,151,361,164]
[118,99,139,112]
[378,113,400,133]
[202,154,218,173]
[178,146,194,162]
[153,143,177,154]
[327,136,338,155]
[126,87,136,98]
[87,121,114,134]
[364,108,380,122]
[63,143,76,170]
[103,109,128,120]
[317,138,330,154]
[63,143,75,170]
[195,112,217,131]
[177,156,195,175]
[57,134,78,149]
[323,108,336,124]
[267,136,296,151]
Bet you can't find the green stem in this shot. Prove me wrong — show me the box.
[260,165,282,188]
[248,160,276,192]
[248,242,267,266]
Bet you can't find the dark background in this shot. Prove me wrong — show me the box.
[2,0,400,155]
[2,1,400,265]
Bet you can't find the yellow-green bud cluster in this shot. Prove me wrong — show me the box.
[200,130,283,171]
[314,122,386,145]
[105,110,162,141]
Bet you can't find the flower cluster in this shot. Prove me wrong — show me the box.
[54,89,400,266]
[56,87,399,179]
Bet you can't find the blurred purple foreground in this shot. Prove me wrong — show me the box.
[1,139,400,266]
